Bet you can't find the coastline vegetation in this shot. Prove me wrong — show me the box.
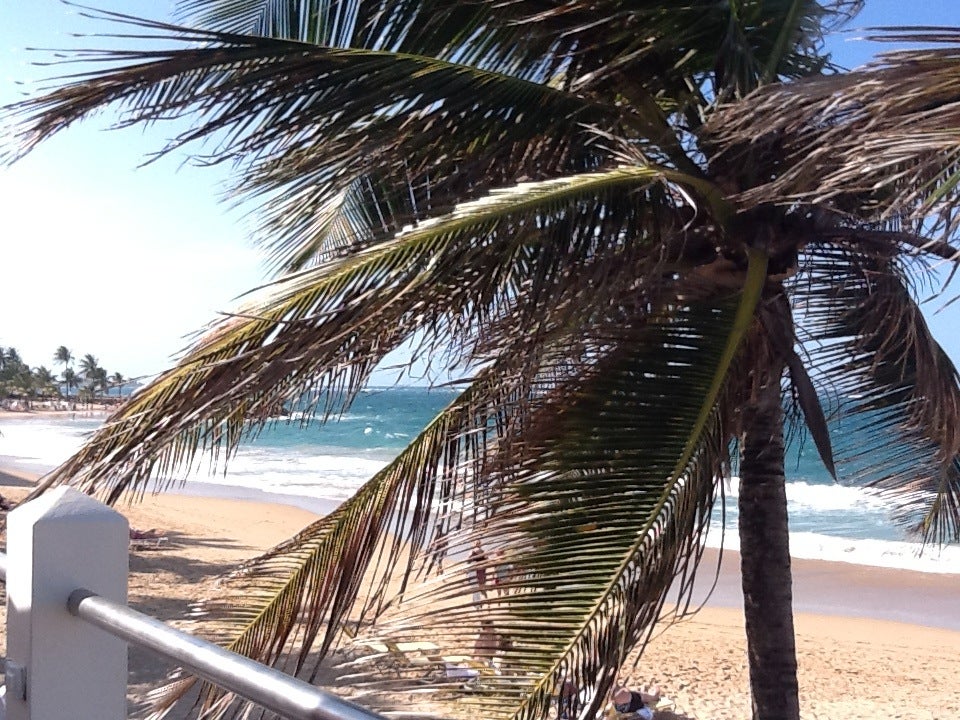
[0,345,127,409]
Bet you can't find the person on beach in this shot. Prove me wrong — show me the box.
[558,679,578,719]
[473,618,513,664]
[608,684,661,720]
[468,540,488,601]
[473,618,511,668]
[493,548,512,596]
[430,523,448,573]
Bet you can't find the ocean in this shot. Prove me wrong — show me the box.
[2,386,958,574]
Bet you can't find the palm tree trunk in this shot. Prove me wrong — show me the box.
[738,366,799,720]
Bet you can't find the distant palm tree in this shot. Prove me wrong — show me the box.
[54,345,73,370]
[33,366,58,400]
[79,353,99,379]
[5,5,960,720]
[53,345,73,395]
[61,368,79,399]
[78,353,103,400]
[0,348,28,402]
[2,347,22,369]
[94,367,109,399]
[110,371,125,399]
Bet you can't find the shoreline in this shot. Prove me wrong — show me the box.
[0,406,114,420]
[686,545,960,632]
[7,410,960,581]
[6,409,960,576]
[2,463,958,630]
[1,465,959,718]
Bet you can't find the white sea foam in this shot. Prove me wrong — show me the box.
[707,476,960,573]
[719,476,887,511]
[3,416,958,575]
[180,447,388,502]
[706,528,960,574]
[0,416,99,469]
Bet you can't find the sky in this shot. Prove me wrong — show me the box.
[1,0,959,383]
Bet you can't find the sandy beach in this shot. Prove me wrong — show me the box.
[0,405,115,420]
[1,465,958,719]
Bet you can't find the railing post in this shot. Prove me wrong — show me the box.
[6,487,129,719]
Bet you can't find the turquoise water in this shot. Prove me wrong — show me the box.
[2,386,958,572]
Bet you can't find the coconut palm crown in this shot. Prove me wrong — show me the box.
[3,3,960,720]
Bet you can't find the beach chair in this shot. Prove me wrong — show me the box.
[351,638,444,678]
[129,528,169,551]
[439,654,498,681]
[653,697,676,714]
[603,696,676,719]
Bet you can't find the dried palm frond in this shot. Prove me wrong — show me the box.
[794,239,960,542]
[707,28,960,246]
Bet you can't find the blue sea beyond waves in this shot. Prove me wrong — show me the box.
[1,386,958,574]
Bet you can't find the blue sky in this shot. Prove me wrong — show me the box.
[1,1,959,381]
[1,1,262,381]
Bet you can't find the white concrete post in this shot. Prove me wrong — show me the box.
[6,487,129,720]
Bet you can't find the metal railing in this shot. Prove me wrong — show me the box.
[0,551,384,720]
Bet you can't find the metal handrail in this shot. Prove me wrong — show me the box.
[0,552,383,720]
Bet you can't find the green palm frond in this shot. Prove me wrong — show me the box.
[795,240,960,542]
[173,1,858,87]
[30,165,726,505]
[175,0,562,75]
[2,12,695,275]
[174,0,365,45]
[709,0,832,98]
[169,0,862,144]
[0,18,647,169]
[141,360,531,717]
[144,248,765,719]
[707,28,960,246]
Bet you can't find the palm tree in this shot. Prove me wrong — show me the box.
[61,368,79,400]
[54,345,73,371]
[94,366,109,400]
[33,366,58,401]
[79,353,99,379]
[110,371,125,400]
[4,4,960,720]
[1,351,10,399]
[78,354,100,401]
[0,348,31,404]
[1,347,22,369]
[54,345,73,395]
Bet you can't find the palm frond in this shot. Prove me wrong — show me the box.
[712,0,862,100]
[174,0,361,44]
[795,240,960,543]
[28,165,725,505]
[143,245,766,718]
[707,28,960,247]
[499,1,859,100]
[173,1,858,90]
[141,358,534,717]
[2,14,695,275]
[1,19,648,167]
